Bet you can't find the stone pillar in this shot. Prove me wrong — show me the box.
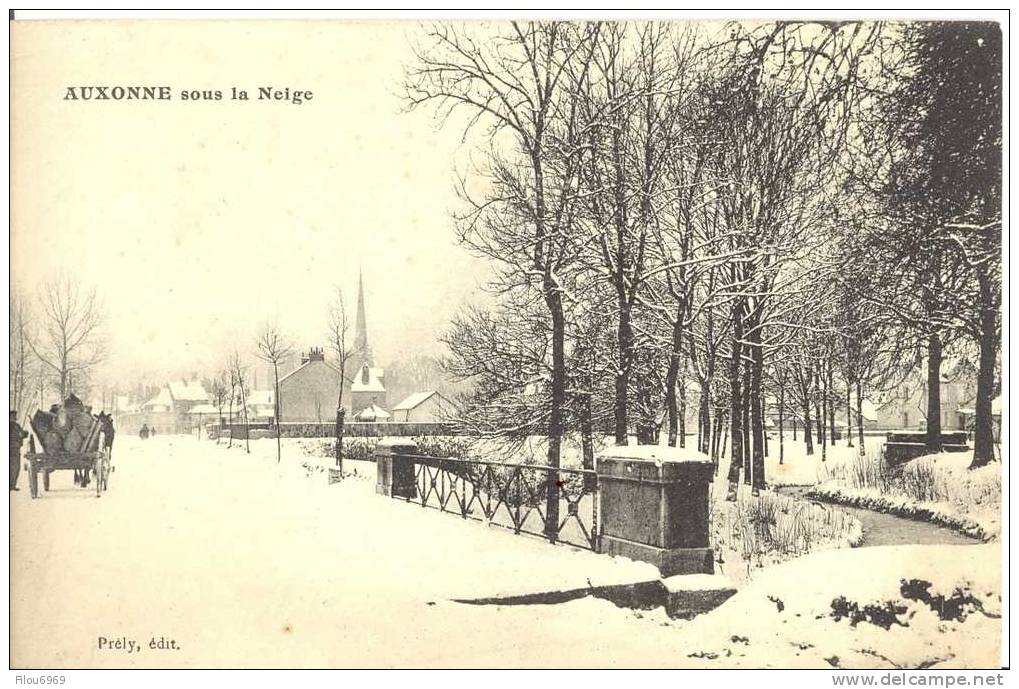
[596,447,714,577]
[374,438,418,499]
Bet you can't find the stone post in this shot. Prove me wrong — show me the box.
[374,438,419,499]
[596,446,714,577]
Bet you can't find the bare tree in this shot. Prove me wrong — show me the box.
[228,351,251,454]
[255,325,294,463]
[327,288,354,473]
[9,291,37,422]
[405,21,602,541]
[208,372,230,444]
[26,276,106,399]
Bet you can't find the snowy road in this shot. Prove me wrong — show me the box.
[9,435,696,668]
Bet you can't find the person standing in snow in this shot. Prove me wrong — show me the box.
[10,411,28,491]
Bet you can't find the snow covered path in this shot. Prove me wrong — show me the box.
[774,486,981,547]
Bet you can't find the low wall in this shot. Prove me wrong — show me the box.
[278,422,452,438]
[217,421,453,438]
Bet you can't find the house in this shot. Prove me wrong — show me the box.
[391,390,451,423]
[127,379,211,434]
[350,363,387,417]
[245,390,276,423]
[168,379,210,412]
[140,387,174,414]
[873,370,972,431]
[277,348,351,423]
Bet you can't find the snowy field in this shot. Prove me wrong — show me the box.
[9,434,999,668]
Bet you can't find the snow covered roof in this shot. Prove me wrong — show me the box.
[246,390,274,406]
[278,358,344,386]
[141,387,174,411]
[187,403,220,415]
[168,380,209,403]
[392,391,442,411]
[351,365,385,393]
[354,404,390,421]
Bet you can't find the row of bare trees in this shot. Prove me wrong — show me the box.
[406,19,1001,515]
[204,287,356,467]
[10,276,107,422]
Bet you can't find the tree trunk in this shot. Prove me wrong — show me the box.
[846,381,854,447]
[925,333,943,453]
[827,363,836,447]
[664,303,684,448]
[614,306,633,446]
[742,364,751,486]
[856,378,866,455]
[802,372,814,456]
[273,362,282,463]
[971,274,998,467]
[749,324,765,493]
[814,368,825,447]
[699,384,711,455]
[335,408,345,473]
[544,284,565,541]
[725,308,743,500]
[580,392,595,492]
[778,385,785,465]
[820,367,827,463]
[678,373,687,449]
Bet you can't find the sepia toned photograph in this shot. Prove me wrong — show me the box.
[8,11,1006,674]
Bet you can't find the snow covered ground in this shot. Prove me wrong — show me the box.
[9,435,999,668]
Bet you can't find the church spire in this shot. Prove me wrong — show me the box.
[354,267,372,367]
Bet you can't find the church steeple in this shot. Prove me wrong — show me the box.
[354,268,373,367]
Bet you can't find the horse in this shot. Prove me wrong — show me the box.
[73,413,115,488]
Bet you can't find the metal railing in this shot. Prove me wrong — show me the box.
[397,453,599,551]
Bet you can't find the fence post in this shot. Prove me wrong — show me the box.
[374,439,418,499]
[596,447,714,577]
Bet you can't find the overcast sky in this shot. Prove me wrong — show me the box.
[11,20,492,386]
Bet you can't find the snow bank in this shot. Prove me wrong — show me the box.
[675,543,1002,668]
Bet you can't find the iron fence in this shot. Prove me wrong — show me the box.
[397,454,599,550]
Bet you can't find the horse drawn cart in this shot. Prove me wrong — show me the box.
[25,395,114,499]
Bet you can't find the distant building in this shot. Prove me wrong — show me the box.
[278,348,350,423]
[347,270,388,418]
[350,363,386,416]
[391,390,451,423]
[872,364,976,431]
[245,389,276,423]
[126,378,210,434]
